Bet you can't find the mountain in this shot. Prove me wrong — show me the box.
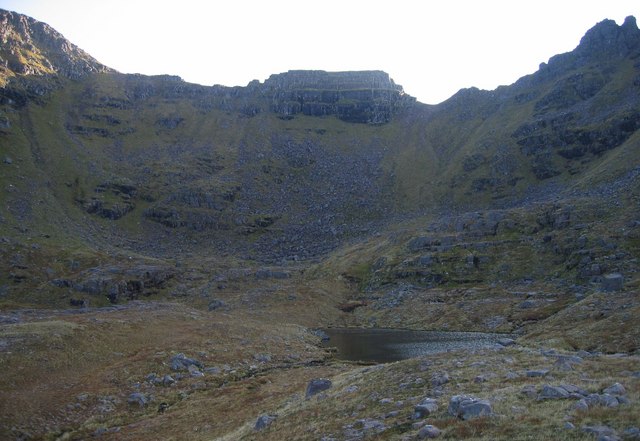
[1,11,639,260]
[0,9,639,441]
[0,9,110,96]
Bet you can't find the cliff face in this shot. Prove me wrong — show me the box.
[261,70,414,123]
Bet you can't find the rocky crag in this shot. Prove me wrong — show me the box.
[263,69,413,123]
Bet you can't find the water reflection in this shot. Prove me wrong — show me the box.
[321,328,509,363]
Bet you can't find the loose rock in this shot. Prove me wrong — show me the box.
[170,353,203,371]
[601,273,624,292]
[162,375,175,386]
[208,299,227,311]
[537,384,588,400]
[255,414,277,431]
[188,364,204,377]
[417,424,441,439]
[312,329,331,341]
[254,353,272,363]
[127,392,149,407]
[497,338,516,346]
[538,385,571,400]
[448,395,493,420]
[602,383,625,396]
[582,425,619,440]
[520,385,537,398]
[526,369,550,378]
[573,398,589,411]
[431,372,449,387]
[306,378,332,398]
[413,398,438,419]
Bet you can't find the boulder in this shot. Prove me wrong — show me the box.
[311,329,331,341]
[582,425,618,440]
[520,385,537,398]
[538,385,571,400]
[254,414,277,431]
[598,394,621,408]
[188,364,204,377]
[557,354,583,364]
[585,393,623,408]
[417,425,442,439]
[601,273,624,292]
[127,392,149,407]
[253,353,272,363]
[560,383,589,397]
[413,398,438,419]
[497,338,516,346]
[573,398,589,411]
[208,299,227,311]
[537,384,588,400]
[554,359,574,372]
[553,355,583,371]
[306,378,332,398]
[519,299,537,309]
[170,353,203,371]
[526,369,550,378]
[355,418,385,433]
[431,372,450,387]
[162,375,175,386]
[448,395,493,420]
[602,383,625,396]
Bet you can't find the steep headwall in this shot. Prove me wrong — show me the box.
[262,70,413,123]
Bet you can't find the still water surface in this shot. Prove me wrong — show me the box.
[321,328,509,363]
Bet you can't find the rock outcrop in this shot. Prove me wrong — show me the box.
[262,70,413,123]
[51,264,174,303]
[0,8,112,82]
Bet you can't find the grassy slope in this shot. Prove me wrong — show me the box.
[1,303,638,440]
[0,302,337,440]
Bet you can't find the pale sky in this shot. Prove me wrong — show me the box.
[1,0,639,104]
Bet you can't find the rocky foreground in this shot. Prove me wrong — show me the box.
[1,301,639,440]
